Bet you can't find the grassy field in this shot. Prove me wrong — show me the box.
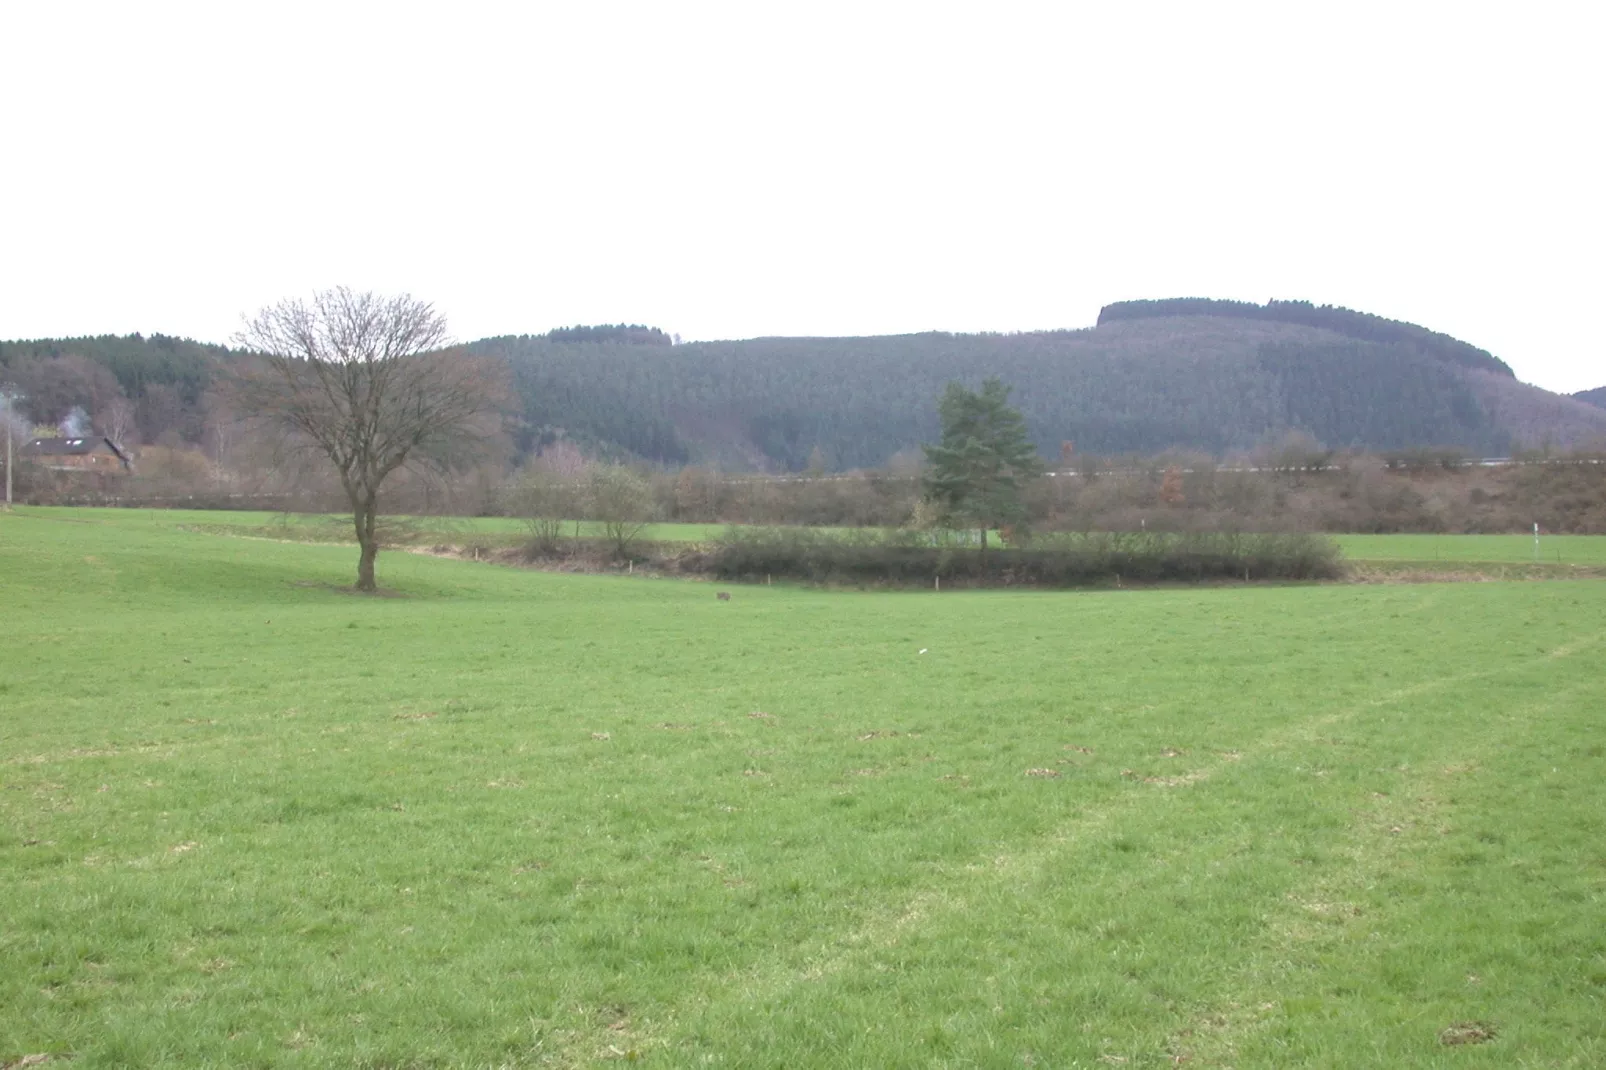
[46,507,1606,567]
[165,510,732,547]
[1332,534,1606,566]
[2,507,1604,1067]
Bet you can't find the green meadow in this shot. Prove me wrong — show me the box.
[2,508,1604,1068]
[61,508,1606,568]
[1331,533,1606,566]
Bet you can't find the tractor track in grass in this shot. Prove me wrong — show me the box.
[608,629,1606,1065]
[1171,672,1601,1068]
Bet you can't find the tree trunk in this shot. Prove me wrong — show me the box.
[354,497,379,592]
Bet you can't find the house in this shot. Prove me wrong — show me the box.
[22,436,133,473]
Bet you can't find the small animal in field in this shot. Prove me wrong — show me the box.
[716,591,731,601]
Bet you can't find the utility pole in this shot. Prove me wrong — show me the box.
[3,389,12,510]
[2,386,21,510]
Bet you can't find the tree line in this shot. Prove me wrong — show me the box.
[472,322,1525,469]
[7,307,1602,487]
[5,309,1589,474]
[1096,297,1514,378]
[0,333,225,447]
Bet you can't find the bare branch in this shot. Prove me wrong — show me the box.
[231,288,508,591]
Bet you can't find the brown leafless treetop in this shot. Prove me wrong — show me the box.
[233,287,506,590]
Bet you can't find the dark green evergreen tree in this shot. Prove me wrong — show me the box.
[922,379,1043,552]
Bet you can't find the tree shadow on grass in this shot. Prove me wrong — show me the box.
[288,580,411,598]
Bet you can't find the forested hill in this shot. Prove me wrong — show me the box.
[472,314,1606,470]
[1097,298,1514,378]
[7,309,1604,471]
[0,333,228,444]
[1576,387,1606,409]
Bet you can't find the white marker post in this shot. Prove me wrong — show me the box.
[1534,522,1540,562]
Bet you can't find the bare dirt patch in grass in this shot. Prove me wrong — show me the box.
[1438,1021,1498,1046]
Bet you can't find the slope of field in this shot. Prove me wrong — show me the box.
[2,510,1604,1067]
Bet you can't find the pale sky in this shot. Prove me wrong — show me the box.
[3,2,1602,391]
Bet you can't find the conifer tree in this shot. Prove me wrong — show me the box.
[922,378,1042,553]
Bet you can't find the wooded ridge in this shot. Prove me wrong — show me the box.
[5,302,1604,470]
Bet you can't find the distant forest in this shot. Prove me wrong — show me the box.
[6,301,1605,472]
[1097,298,1514,378]
[543,324,674,346]
[1576,386,1606,409]
[0,333,225,445]
[473,315,1572,469]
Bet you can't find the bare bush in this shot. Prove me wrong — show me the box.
[588,464,654,558]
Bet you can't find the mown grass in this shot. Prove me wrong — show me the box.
[33,507,1606,567]
[1332,533,1606,565]
[2,508,1604,1067]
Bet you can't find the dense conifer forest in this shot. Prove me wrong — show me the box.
[1096,298,1514,377]
[1576,386,1606,409]
[471,314,1600,468]
[5,303,1604,471]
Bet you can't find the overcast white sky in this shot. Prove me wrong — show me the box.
[2,2,1601,391]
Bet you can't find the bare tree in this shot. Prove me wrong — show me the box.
[588,463,654,558]
[234,288,507,591]
[97,396,138,449]
[507,470,567,553]
[200,389,232,461]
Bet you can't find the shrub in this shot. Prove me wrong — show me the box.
[704,527,1342,587]
[507,469,586,554]
[588,464,654,559]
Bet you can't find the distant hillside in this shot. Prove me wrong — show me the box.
[1576,386,1606,409]
[472,312,1606,469]
[8,305,1605,470]
[1098,298,1515,377]
[0,333,229,444]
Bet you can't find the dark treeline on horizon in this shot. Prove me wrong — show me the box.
[542,324,674,346]
[5,304,1605,473]
[472,320,1579,469]
[0,333,225,445]
[1096,298,1514,378]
